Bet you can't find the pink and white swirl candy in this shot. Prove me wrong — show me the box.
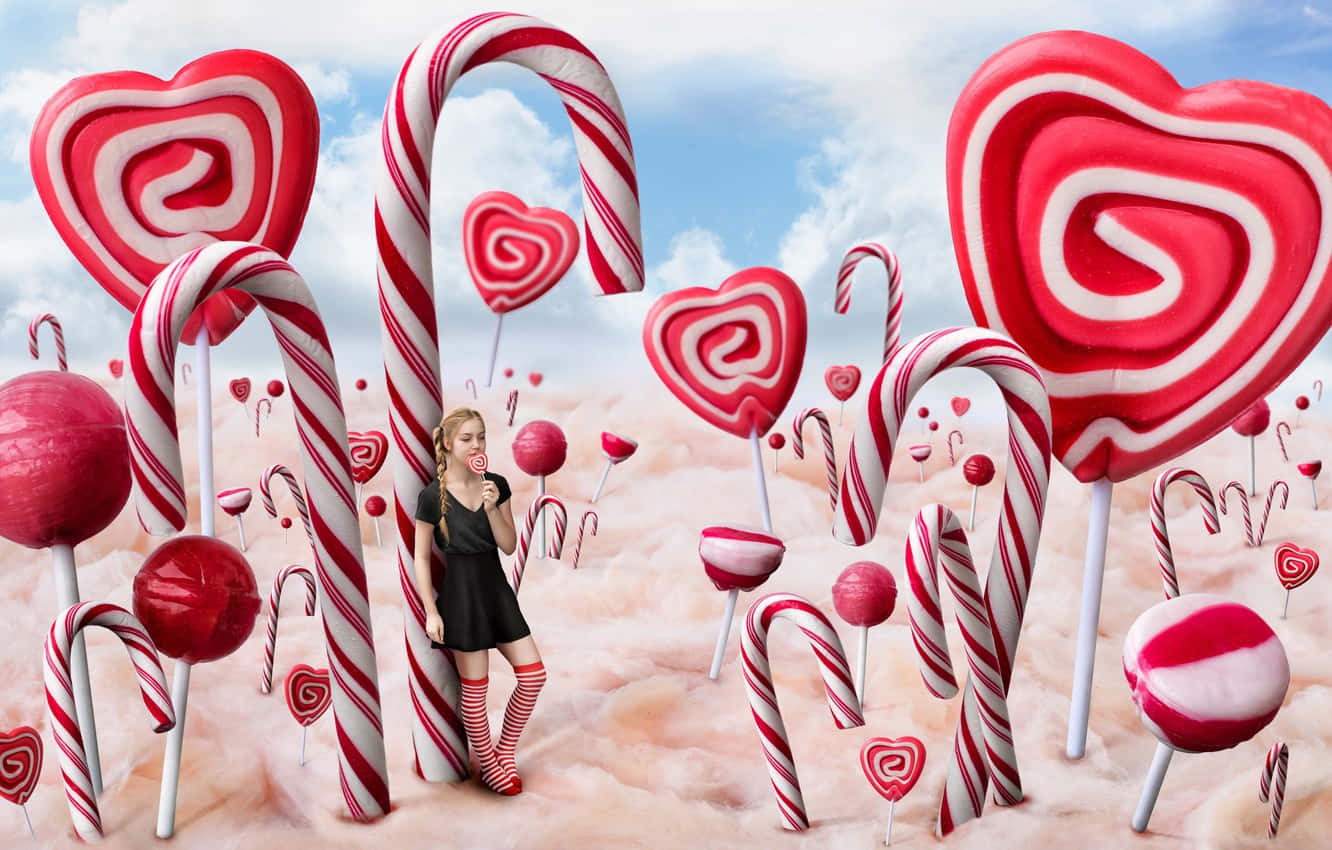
[511,493,567,593]
[463,191,580,313]
[0,726,42,807]
[833,326,1051,836]
[285,664,333,727]
[44,602,174,840]
[792,407,836,508]
[741,592,863,831]
[347,430,388,485]
[121,241,390,819]
[217,487,252,516]
[1151,467,1220,598]
[466,453,488,475]
[259,564,318,695]
[859,736,926,802]
[1274,542,1319,590]
[824,365,861,401]
[835,242,903,365]
[27,313,66,371]
[1259,741,1289,838]
[699,524,784,592]
[571,510,597,570]
[1218,480,1288,547]
[907,444,932,463]
[260,463,313,549]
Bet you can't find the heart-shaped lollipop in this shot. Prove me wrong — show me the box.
[108,358,123,379]
[947,30,1332,483]
[347,430,388,485]
[229,378,251,404]
[1274,542,1319,590]
[860,736,926,802]
[824,365,861,401]
[29,50,318,345]
[951,396,970,417]
[284,664,332,726]
[529,372,544,387]
[643,267,807,439]
[0,726,42,806]
[463,191,579,313]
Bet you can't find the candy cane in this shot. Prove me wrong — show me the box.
[507,389,519,427]
[905,504,1021,810]
[571,510,598,569]
[259,565,318,694]
[1315,379,1323,402]
[1151,468,1220,599]
[44,602,174,840]
[27,312,67,372]
[947,429,964,466]
[181,362,191,385]
[1275,421,1292,462]
[1259,741,1289,838]
[741,592,863,830]
[792,407,837,508]
[464,378,476,399]
[123,241,390,819]
[255,397,272,437]
[834,242,903,365]
[511,494,567,592]
[260,463,315,547]
[833,326,1051,836]
[1219,480,1289,547]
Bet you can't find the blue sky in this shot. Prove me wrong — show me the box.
[2,0,1332,413]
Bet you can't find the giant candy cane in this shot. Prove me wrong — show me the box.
[373,12,642,782]
[1150,467,1220,599]
[833,326,1051,835]
[835,242,904,364]
[741,592,863,830]
[123,240,390,819]
[44,602,175,841]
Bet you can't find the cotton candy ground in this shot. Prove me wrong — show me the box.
[0,375,1327,849]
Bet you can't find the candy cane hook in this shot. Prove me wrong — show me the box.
[947,429,964,466]
[259,565,318,694]
[1275,421,1292,462]
[1219,480,1288,547]
[834,242,903,365]
[511,493,568,592]
[741,592,863,830]
[1259,741,1289,838]
[571,510,598,569]
[1315,379,1323,402]
[260,463,315,550]
[255,397,272,437]
[123,240,390,819]
[44,602,174,840]
[792,407,837,509]
[27,312,67,372]
[833,326,1051,835]
[464,378,477,399]
[1150,468,1220,598]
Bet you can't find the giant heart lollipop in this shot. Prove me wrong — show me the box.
[948,30,1332,758]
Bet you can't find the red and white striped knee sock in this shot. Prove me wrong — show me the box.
[496,661,547,777]
[459,675,519,794]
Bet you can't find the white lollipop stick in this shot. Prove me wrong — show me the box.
[196,330,215,539]
[855,624,868,706]
[21,804,33,837]
[591,458,613,503]
[372,517,381,548]
[1132,741,1175,832]
[1249,435,1258,497]
[968,485,980,532]
[156,661,191,838]
[1068,477,1112,758]
[886,798,895,845]
[236,515,248,550]
[485,314,504,388]
[50,543,102,797]
[750,429,773,533]
[708,589,738,681]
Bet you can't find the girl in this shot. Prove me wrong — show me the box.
[413,407,545,795]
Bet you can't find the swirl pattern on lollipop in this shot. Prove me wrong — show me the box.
[347,431,388,484]
[466,453,488,475]
[464,191,580,313]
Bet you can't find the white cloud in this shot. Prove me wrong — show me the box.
[287,62,352,106]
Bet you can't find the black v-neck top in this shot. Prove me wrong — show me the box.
[415,472,511,555]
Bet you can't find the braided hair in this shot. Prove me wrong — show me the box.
[432,407,485,544]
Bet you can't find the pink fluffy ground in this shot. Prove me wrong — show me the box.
[1,375,1328,849]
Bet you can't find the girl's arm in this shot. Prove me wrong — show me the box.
[413,521,444,641]
[484,486,518,555]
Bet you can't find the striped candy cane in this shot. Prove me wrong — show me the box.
[464,378,476,399]
[741,592,863,830]
[947,429,964,466]
[374,13,641,784]
[27,312,67,372]
[905,504,1020,808]
[260,463,315,549]
[1259,741,1289,838]
[571,510,598,569]
[1275,421,1292,461]
[259,565,318,694]
[507,389,519,427]
[1315,379,1324,402]
[792,407,837,508]
[1151,468,1220,598]
[1219,480,1290,547]
[44,602,175,840]
[512,494,567,592]
[123,241,390,819]
[833,326,1051,836]
[255,397,272,437]
[834,243,903,365]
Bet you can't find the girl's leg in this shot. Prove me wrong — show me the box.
[454,649,519,795]
[495,636,546,784]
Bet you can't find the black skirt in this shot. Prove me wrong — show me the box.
[431,547,531,652]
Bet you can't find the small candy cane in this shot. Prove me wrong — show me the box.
[260,565,318,694]
[792,407,836,508]
[255,397,273,437]
[1151,468,1220,598]
[181,362,191,385]
[741,592,863,830]
[947,429,964,466]
[260,463,314,550]
[834,242,903,365]
[1315,379,1323,402]
[44,602,174,840]
[571,510,598,569]
[27,313,67,372]
[1259,741,1289,838]
[507,389,519,427]
[464,378,476,399]
[511,494,567,592]
[1218,480,1289,547]
[1275,421,1291,462]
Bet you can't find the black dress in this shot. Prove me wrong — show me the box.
[415,472,531,652]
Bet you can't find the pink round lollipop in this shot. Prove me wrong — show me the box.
[1231,399,1271,437]
[364,496,386,518]
[833,562,897,627]
[767,433,786,450]
[591,431,638,503]
[702,524,786,680]
[503,368,514,379]
[1295,394,1310,411]
[512,420,567,477]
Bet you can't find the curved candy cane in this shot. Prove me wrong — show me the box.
[1275,421,1291,461]
[1259,741,1289,838]
[792,407,837,508]
[255,397,273,437]
[833,326,1051,835]
[122,241,390,819]
[1315,379,1323,402]
[507,389,519,427]
[511,493,568,592]
[44,602,174,840]
[259,565,318,694]
[464,378,476,399]
[1219,480,1289,547]
[260,463,315,549]
[905,504,1020,809]
[571,510,598,569]
[947,429,964,466]
[741,592,863,830]
[27,312,67,372]
[834,242,903,364]
[1151,468,1220,598]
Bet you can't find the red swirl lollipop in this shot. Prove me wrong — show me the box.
[825,364,861,424]
[0,725,42,835]
[229,378,251,405]
[860,736,926,844]
[284,664,332,765]
[1274,542,1319,618]
[467,453,489,475]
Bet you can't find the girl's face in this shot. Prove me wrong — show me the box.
[448,417,485,466]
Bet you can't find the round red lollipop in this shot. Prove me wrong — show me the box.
[832,562,898,627]
[767,433,786,450]
[503,368,514,379]
[917,406,929,419]
[132,536,261,665]
[963,453,996,487]
[1295,395,1310,411]
[928,421,939,432]
[512,420,567,477]
[355,378,367,391]
[1230,399,1271,437]
[267,380,285,398]
[280,517,293,529]
[364,495,386,517]
[0,372,131,549]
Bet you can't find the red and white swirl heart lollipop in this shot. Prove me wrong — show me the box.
[1274,542,1319,619]
[951,396,970,417]
[29,50,318,345]
[948,31,1332,484]
[824,365,861,401]
[466,453,488,475]
[464,191,579,314]
[861,736,926,843]
[643,267,807,440]
[229,378,251,404]
[284,663,331,766]
[347,430,388,485]
[0,726,42,807]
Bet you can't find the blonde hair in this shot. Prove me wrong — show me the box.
[431,407,485,544]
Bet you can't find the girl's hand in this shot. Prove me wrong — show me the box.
[480,480,500,512]
[425,612,444,644]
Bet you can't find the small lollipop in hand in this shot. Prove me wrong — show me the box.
[284,664,332,766]
[908,444,931,482]
[0,726,42,837]
[217,487,253,550]
[1299,460,1321,508]
[467,452,489,475]
[832,562,897,705]
[767,432,785,472]
[860,736,926,845]
[591,431,638,503]
[963,453,996,531]
[1273,543,1319,619]
[364,495,386,547]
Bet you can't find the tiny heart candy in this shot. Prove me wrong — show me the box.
[108,358,123,379]
[1274,542,1319,590]
[229,378,251,404]
[0,726,43,806]
[529,372,544,387]
[464,191,579,314]
[284,664,332,727]
[347,430,389,485]
[951,396,970,417]
[824,364,862,401]
[859,736,926,802]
